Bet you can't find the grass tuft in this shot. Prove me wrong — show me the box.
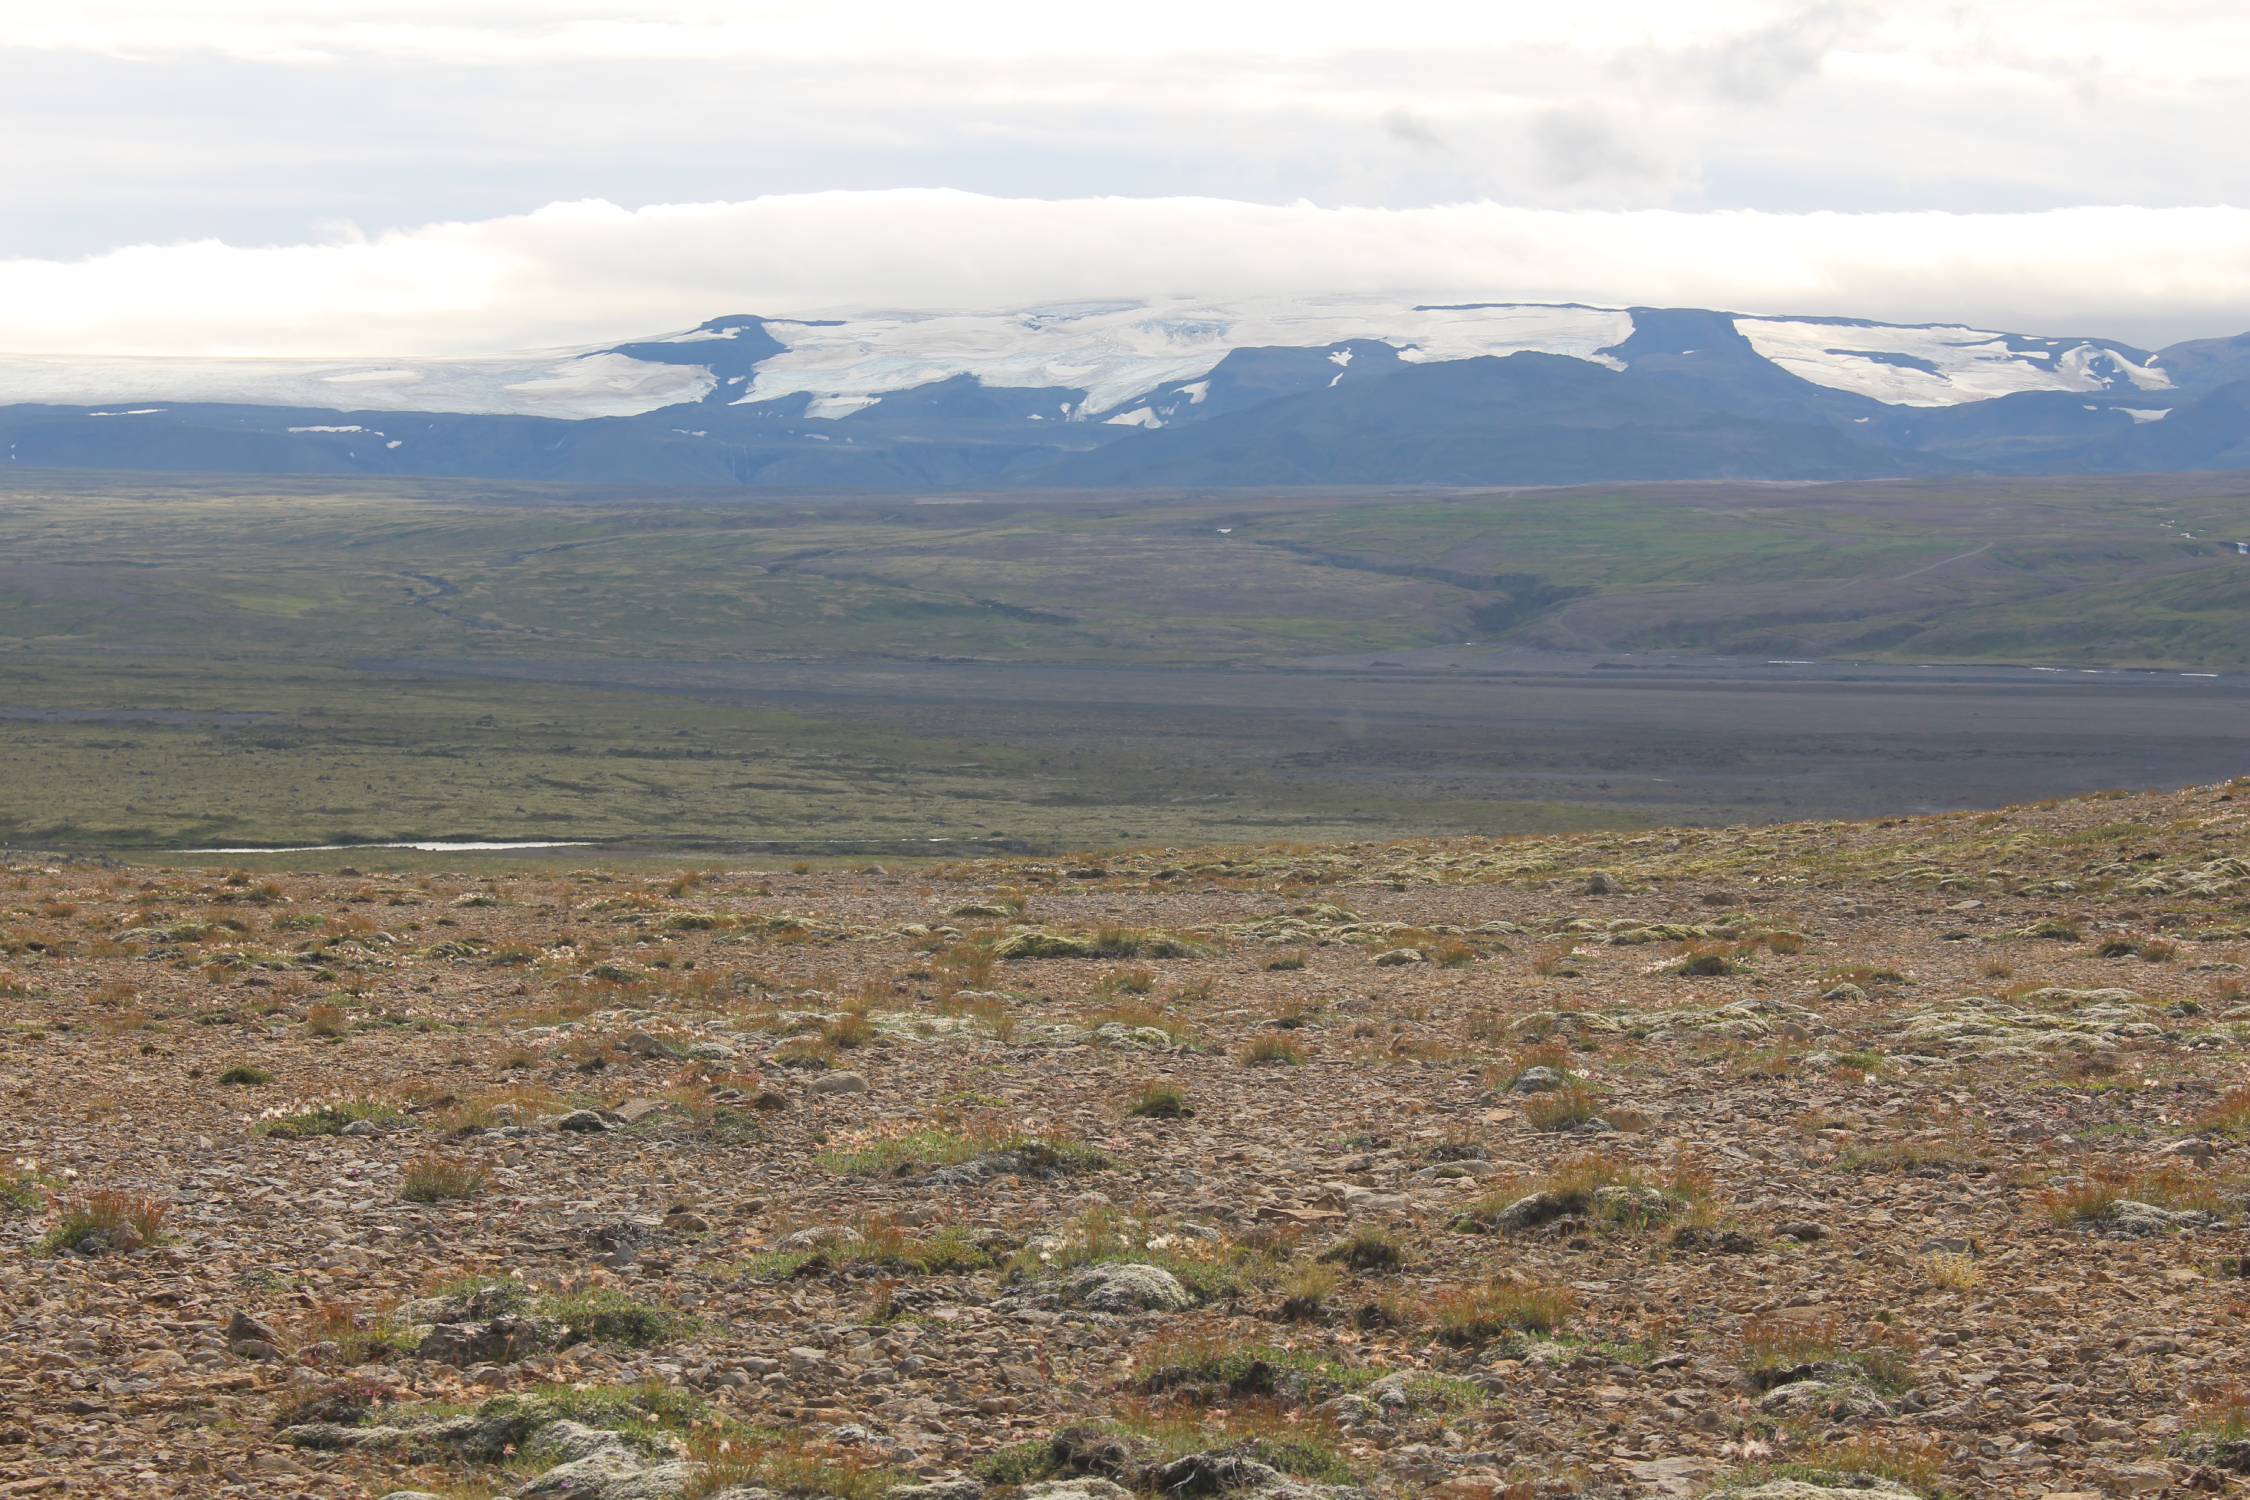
[400,1152,492,1203]
[1736,1313,1916,1395]
[1127,1081,1194,1119]
[39,1188,168,1256]
[1241,1035,1307,1067]
[256,1094,403,1139]
[1319,1223,1408,1271]
[1426,1278,1575,1344]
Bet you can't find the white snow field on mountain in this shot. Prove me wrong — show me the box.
[0,298,2176,422]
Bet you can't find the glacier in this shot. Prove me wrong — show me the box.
[1732,317,2168,407]
[729,298,1633,418]
[0,298,2185,423]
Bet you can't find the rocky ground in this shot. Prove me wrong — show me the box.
[8,780,2250,1499]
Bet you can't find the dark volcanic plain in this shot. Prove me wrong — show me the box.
[376,651,2250,830]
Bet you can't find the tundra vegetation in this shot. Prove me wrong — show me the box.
[8,776,2250,1495]
[5,476,2250,853]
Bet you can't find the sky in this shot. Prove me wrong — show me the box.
[4,0,2248,355]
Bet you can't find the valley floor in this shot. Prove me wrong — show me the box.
[7,779,2250,1496]
[7,473,2250,852]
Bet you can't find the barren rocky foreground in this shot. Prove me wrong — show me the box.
[8,781,2250,1500]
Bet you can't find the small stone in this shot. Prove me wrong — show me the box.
[1491,1191,1571,1230]
[224,1310,281,1345]
[2102,1200,2218,1236]
[417,1316,548,1367]
[1624,1457,1720,1498]
[1725,1483,1920,1500]
[521,1421,632,1465]
[281,1422,411,1452]
[2100,1464,2173,1495]
[888,1480,983,1500]
[519,1449,699,1499]
[1060,1263,1194,1313]
[1509,1066,1567,1094]
[1756,1377,1891,1420]
[619,1029,676,1059]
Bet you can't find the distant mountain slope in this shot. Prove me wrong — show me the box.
[1052,353,1910,486]
[0,299,2240,487]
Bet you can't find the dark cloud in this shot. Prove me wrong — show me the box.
[1528,109,1656,187]
[1381,107,1446,152]
[1671,1,1866,105]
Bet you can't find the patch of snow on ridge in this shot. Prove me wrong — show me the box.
[1734,318,2171,407]
[502,352,715,407]
[2061,343,2171,392]
[322,368,421,385]
[735,298,1635,419]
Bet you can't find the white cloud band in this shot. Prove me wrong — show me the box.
[4,191,2248,358]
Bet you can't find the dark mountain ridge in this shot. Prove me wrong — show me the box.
[2,302,2240,488]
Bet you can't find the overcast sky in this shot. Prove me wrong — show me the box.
[5,0,2248,354]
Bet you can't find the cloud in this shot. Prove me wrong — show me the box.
[9,3,2250,269]
[1380,108,1448,152]
[1527,110,1658,187]
[1,4,1849,65]
[1673,1,1866,103]
[2,191,2247,358]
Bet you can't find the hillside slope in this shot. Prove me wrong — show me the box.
[7,777,2250,1497]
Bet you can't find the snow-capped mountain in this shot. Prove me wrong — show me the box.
[2,299,2243,487]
